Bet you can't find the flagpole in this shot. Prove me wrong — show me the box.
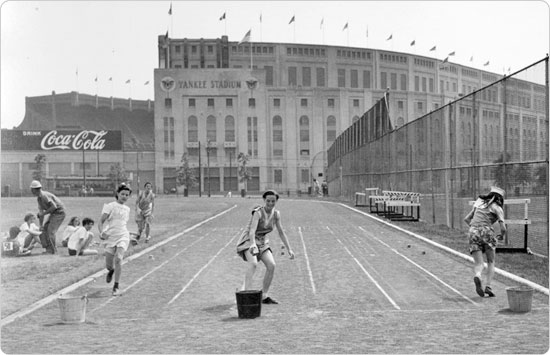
[250,40,253,69]
[225,10,227,36]
[75,67,79,93]
[293,22,296,43]
[260,13,262,42]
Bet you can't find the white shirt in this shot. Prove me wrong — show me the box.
[16,222,39,246]
[68,226,92,250]
[101,201,130,247]
[62,225,78,243]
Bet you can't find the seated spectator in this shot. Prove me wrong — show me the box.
[67,217,98,256]
[16,213,42,253]
[61,217,80,247]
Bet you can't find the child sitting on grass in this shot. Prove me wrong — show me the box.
[67,217,98,256]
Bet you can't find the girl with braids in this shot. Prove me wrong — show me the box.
[464,186,507,298]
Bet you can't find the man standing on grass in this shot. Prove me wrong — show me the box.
[30,180,66,254]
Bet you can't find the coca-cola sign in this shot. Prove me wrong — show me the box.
[2,130,122,151]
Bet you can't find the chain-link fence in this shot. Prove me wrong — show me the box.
[328,57,549,256]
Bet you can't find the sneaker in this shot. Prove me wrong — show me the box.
[484,286,495,297]
[145,236,151,243]
[262,297,279,304]
[112,288,121,296]
[106,269,114,284]
[474,276,485,297]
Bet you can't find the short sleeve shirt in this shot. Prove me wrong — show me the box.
[471,198,505,226]
[101,201,130,247]
[68,226,91,250]
[37,191,65,215]
[16,222,39,246]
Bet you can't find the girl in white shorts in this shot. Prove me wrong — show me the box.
[98,183,132,296]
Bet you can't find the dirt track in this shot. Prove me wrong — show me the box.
[1,199,548,354]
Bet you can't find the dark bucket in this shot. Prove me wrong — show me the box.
[236,290,262,319]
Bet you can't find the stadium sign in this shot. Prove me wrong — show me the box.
[1,130,122,151]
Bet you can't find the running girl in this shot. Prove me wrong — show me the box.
[464,186,507,298]
[236,190,295,304]
[135,182,155,243]
[98,183,132,296]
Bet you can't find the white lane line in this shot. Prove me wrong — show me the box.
[298,227,316,295]
[327,227,400,310]
[1,205,238,327]
[167,231,240,305]
[359,226,478,306]
[339,203,549,296]
[89,228,227,312]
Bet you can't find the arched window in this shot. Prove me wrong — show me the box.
[207,115,217,142]
[188,116,198,142]
[225,116,235,142]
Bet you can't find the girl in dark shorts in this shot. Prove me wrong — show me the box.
[236,190,295,304]
[464,186,507,298]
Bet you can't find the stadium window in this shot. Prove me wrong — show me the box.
[422,77,427,92]
[272,115,283,156]
[326,115,336,143]
[353,99,359,107]
[417,102,423,111]
[287,48,291,55]
[226,98,233,107]
[274,169,283,184]
[429,78,434,93]
[301,98,308,107]
[415,76,420,91]
[316,67,325,87]
[288,66,297,86]
[175,45,181,53]
[328,98,335,107]
[351,69,358,88]
[191,45,197,54]
[265,66,274,86]
[207,115,217,142]
[363,70,371,88]
[302,67,311,87]
[337,69,345,88]
[398,101,404,110]
[165,98,172,108]
[225,116,235,142]
[390,73,397,90]
[175,64,182,68]
[249,98,256,107]
[189,98,195,107]
[208,98,215,107]
[273,98,281,107]
[400,74,407,91]
[208,45,213,53]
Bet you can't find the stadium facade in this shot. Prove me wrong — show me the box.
[153,34,543,195]
[2,34,545,196]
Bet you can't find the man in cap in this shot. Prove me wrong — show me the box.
[30,180,66,254]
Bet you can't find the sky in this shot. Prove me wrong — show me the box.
[1,0,549,129]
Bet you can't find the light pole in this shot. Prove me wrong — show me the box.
[310,150,326,195]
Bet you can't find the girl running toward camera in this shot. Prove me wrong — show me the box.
[236,190,295,304]
[464,186,507,298]
[98,183,132,296]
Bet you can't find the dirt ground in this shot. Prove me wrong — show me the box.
[1,197,548,354]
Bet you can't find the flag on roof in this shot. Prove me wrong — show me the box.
[168,2,172,15]
[386,34,392,41]
[448,51,455,56]
[288,15,295,24]
[144,81,150,85]
[125,79,131,84]
[484,61,490,66]
[239,29,251,44]
[342,22,348,31]
[320,18,324,29]
[430,46,436,51]
[219,12,226,21]
[442,57,449,63]
[410,40,415,46]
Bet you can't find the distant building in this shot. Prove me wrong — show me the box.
[154,34,546,194]
[1,91,154,196]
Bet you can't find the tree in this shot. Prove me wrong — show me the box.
[534,165,548,195]
[492,153,513,191]
[32,154,46,181]
[108,163,128,188]
[237,152,252,195]
[512,164,532,195]
[176,153,197,195]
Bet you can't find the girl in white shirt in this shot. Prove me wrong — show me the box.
[17,213,42,253]
[62,217,80,247]
[98,183,132,296]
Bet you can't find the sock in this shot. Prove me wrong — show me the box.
[114,282,119,290]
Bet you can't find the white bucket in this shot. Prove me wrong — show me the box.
[58,295,88,323]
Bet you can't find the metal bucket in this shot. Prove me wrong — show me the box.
[506,286,533,313]
[235,290,262,319]
[58,295,88,323]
